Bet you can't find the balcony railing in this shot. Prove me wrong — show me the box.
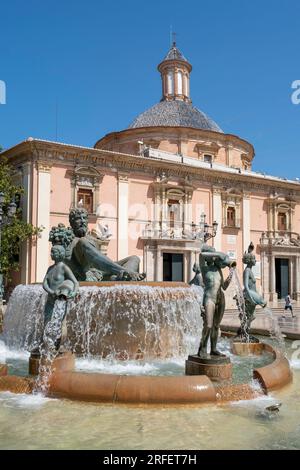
[142,222,204,240]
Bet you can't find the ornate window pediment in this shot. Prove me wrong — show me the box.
[267,195,296,233]
[67,166,103,214]
[222,189,242,229]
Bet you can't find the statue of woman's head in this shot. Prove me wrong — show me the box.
[243,242,256,267]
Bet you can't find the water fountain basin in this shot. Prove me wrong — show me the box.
[4,282,202,360]
[0,340,292,404]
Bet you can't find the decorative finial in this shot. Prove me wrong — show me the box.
[172,31,177,47]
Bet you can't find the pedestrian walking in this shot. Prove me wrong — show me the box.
[283,293,295,318]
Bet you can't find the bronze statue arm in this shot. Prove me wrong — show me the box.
[63,264,79,296]
[222,268,234,290]
[76,238,125,276]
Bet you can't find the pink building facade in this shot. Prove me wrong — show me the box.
[3,43,300,306]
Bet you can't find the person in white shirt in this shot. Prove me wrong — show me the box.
[283,294,295,318]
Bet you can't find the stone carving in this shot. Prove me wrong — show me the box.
[274,234,300,247]
[197,244,236,358]
[156,171,168,183]
[92,223,113,241]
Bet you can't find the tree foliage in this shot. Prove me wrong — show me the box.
[0,154,42,279]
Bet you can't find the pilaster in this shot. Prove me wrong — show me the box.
[36,162,52,282]
[117,173,129,260]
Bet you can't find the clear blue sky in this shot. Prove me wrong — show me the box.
[1,0,300,178]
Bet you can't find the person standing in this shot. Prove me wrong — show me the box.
[283,293,295,318]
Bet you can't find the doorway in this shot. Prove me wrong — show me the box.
[163,253,183,282]
[275,258,289,299]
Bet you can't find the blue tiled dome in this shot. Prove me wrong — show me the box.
[128,100,223,133]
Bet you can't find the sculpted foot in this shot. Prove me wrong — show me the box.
[210,350,226,357]
[197,348,208,358]
[127,271,146,281]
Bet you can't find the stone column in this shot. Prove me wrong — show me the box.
[295,257,300,302]
[242,193,251,252]
[117,174,129,260]
[182,194,187,231]
[174,69,178,96]
[183,74,187,97]
[70,175,77,209]
[212,188,222,250]
[36,162,51,282]
[161,189,167,231]
[93,176,102,215]
[153,188,160,233]
[289,257,294,298]
[183,191,192,233]
[183,252,188,283]
[155,248,163,281]
[20,162,32,284]
[269,254,277,304]
[260,250,265,296]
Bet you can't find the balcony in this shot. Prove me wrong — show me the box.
[142,222,202,240]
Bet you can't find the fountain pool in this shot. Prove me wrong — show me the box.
[0,339,299,450]
[0,280,295,448]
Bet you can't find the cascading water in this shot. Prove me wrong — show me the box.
[262,307,285,352]
[231,269,249,342]
[230,270,285,351]
[3,284,203,361]
[34,299,67,395]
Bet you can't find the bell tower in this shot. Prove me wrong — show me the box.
[157,41,192,103]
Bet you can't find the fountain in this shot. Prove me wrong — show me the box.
[0,210,293,405]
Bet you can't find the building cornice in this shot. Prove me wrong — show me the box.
[2,138,300,198]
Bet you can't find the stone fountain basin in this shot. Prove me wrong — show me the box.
[0,342,292,404]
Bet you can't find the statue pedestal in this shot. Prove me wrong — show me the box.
[0,364,7,376]
[29,351,75,376]
[232,342,263,356]
[185,355,232,383]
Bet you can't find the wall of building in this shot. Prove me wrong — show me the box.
[95,127,254,170]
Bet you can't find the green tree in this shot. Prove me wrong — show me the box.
[0,154,42,283]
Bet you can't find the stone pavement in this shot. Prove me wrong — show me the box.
[222,307,300,340]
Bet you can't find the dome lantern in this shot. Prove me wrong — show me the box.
[157,41,192,103]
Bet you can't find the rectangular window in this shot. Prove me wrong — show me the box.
[77,188,93,213]
[168,199,180,228]
[227,207,235,227]
[278,212,287,231]
[204,154,212,163]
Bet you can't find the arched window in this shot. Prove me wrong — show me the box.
[177,71,183,95]
[278,212,287,231]
[227,206,236,227]
[167,72,174,95]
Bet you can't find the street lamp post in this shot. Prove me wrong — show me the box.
[0,191,17,307]
[198,212,218,242]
